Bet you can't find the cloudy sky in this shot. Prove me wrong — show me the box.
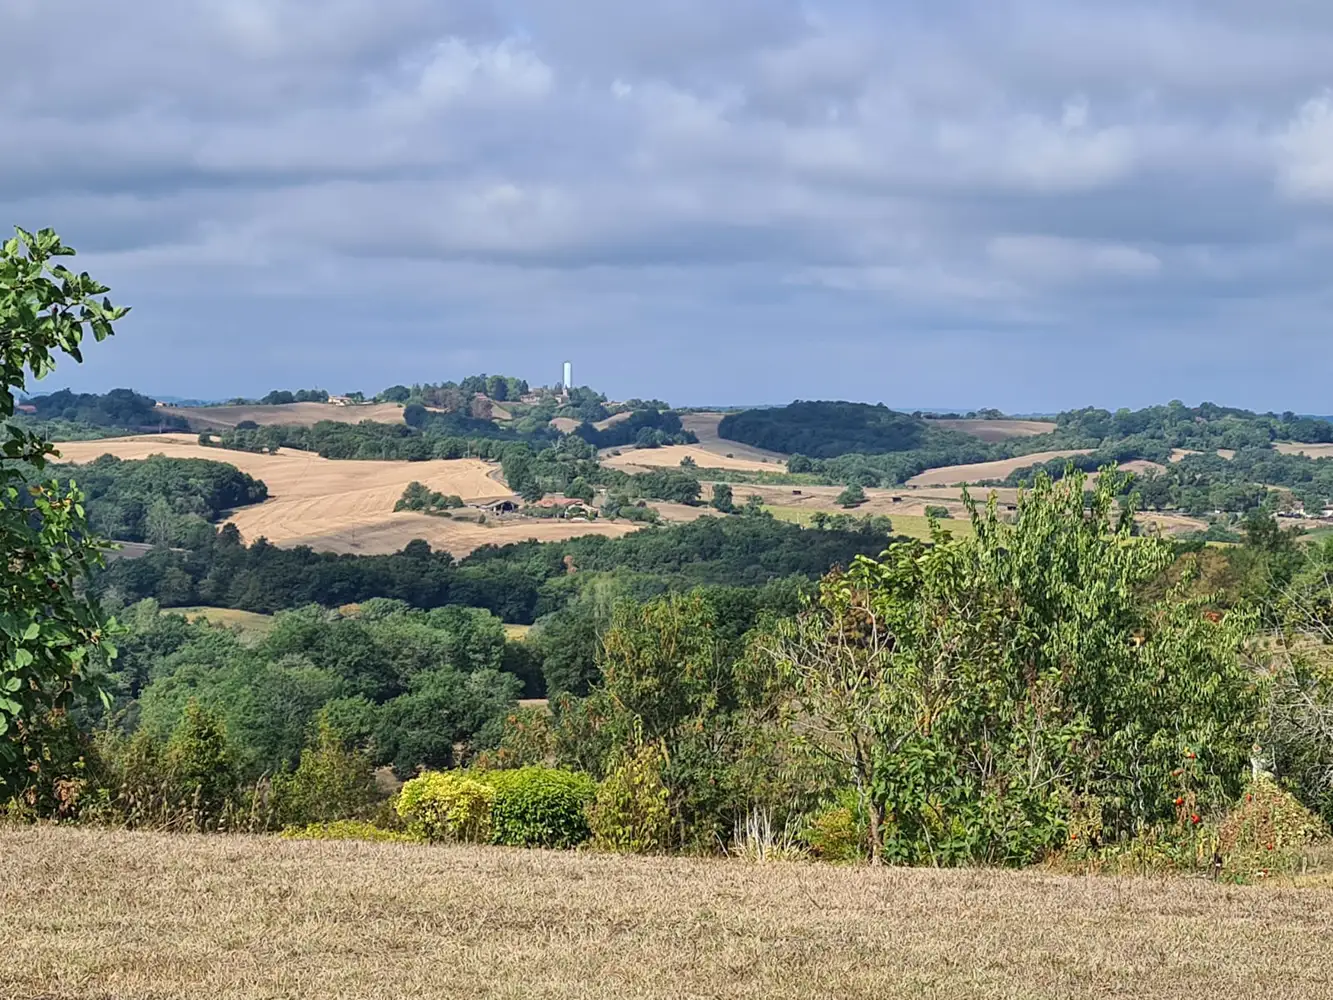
[5,1,1333,412]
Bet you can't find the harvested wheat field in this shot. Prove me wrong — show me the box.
[602,444,781,474]
[3,828,1332,1000]
[1275,441,1333,459]
[289,516,639,557]
[160,401,407,430]
[1117,459,1168,477]
[907,450,1094,487]
[679,412,791,463]
[932,418,1058,441]
[51,434,630,557]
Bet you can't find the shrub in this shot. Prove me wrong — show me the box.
[271,722,376,828]
[395,771,495,843]
[924,505,951,519]
[281,820,419,843]
[588,742,672,853]
[478,766,596,848]
[835,484,866,508]
[1217,777,1330,876]
[164,701,236,830]
[800,790,869,863]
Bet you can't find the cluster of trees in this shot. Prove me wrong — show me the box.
[1005,448,1333,514]
[1053,402,1333,450]
[394,482,465,515]
[202,418,552,461]
[380,374,530,406]
[575,409,696,449]
[95,515,896,625]
[258,388,329,404]
[12,387,187,438]
[720,401,977,458]
[51,454,267,544]
[101,600,533,780]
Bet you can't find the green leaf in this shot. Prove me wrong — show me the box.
[21,622,39,641]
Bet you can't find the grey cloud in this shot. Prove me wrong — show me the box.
[5,0,1333,409]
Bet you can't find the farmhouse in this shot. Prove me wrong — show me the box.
[15,403,36,415]
[479,499,520,515]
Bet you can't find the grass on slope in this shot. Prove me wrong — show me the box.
[3,827,1331,1000]
[765,505,974,541]
[170,606,275,640]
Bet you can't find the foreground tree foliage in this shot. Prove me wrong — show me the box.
[771,470,1258,864]
[1,228,125,799]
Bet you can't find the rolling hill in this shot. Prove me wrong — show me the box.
[160,401,408,430]
[51,434,635,557]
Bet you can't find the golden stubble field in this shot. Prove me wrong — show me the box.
[160,401,409,430]
[931,418,1058,441]
[2,827,1331,1000]
[601,444,783,474]
[52,435,636,557]
[906,450,1096,487]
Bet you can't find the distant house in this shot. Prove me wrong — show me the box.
[15,403,36,415]
[480,499,520,515]
[328,395,353,406]
[536,497,579,509]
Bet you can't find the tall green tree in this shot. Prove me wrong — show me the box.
[772,469,1257,865]
[1,227,127,797]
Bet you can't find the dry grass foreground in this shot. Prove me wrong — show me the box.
[4,828,1333,1000]
[159,401,409,430]
[51,434,635,557]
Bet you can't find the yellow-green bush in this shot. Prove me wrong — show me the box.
[587,742,672,853]
[281,820,420,843]
[395,771,495,843]
[800,790,869,863]
[477,767,595,848]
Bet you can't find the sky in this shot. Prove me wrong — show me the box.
[5,1,1333,413]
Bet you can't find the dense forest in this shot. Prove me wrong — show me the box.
[56,454,268,544]
[719,401,981,458]
[96,514,896,624]
[12,387,187,439]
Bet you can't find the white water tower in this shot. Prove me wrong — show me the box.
[562,360,572,390]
